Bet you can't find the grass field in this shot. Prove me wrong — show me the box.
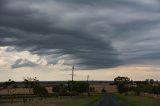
[0,95,102,106]
[64,95,102,106]
[113,93,160,106]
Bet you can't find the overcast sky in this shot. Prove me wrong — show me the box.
[0,0,160,81]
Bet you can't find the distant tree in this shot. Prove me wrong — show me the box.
[132,80,160,95]
[101,88,106,93]
[1,79,17,95]
[144,79,149,84]
[130,80,134,85]
[114,76,130,85]
[52,81,89,96]
[149,79,154,84]
[68,81,89,94]
[23,77,39,94]
[89,87,95,92]
[114,76,130,93]
[22,77,40,102]
[1,79,17,103]
[33,85,48,97]
[52,84,67,96]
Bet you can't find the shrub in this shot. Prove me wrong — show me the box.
[68,81,89,93]
[33,86,48,97]
[52,84,68,95]
[101,88,106,93]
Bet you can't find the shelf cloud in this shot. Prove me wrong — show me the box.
[1,0,160,70]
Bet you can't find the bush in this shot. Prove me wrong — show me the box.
[131,84,160,95]
[101,89,106,93]
[52,84,68,96]
[52,81,89,96]
[33,86,48,97]
[68,81,89,93]
[90,87,95,92]
[117,84,129,94]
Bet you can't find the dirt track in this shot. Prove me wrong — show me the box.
[98,93,123,106]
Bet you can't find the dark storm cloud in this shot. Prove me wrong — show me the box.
[11,59,37,69]
[1,0,160,69]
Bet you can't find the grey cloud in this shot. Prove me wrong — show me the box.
[11,59,37,69]
[1,0,160,69]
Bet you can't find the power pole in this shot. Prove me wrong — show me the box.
[87,75,90,96]
[71,65,74,97]
[87,75,89,82]
[72,65,74,82]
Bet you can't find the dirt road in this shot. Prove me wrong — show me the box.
[98,93,123,106]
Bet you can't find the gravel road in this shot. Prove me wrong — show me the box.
[98,93,124,106]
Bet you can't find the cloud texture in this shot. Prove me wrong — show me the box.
[1,0,160,69]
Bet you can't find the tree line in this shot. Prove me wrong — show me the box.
[114,76,160,95]
[1,77,49,97]
[0,77,94,97]
[52,81,95,96]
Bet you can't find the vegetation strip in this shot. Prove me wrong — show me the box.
[64,95,102,106]
[113,93,160,106]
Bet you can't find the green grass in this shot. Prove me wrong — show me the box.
[64,95,102,106]
[113,93,160,106]
[0,94,102,106]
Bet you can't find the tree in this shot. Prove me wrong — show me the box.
[89,86,95,92]
[33,85,48,97]
[68,81,89,94]
[114,76,130,93]
[1,79,17,95]
[23,77,39,94]
[132,81,160,95]
[149,79,154,84]
[52,84,68,96]
[114,76,130,85]
[52,81,89,96]
[101,88,106,93]
[1,79,17,103]
[22,77,40,103]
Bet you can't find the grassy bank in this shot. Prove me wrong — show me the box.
[0,94,102,106]
[113,93,160,106]
[64,95,102,106]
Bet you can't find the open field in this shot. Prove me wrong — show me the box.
[113,93,160,106]
[0,95,102,106]
[92,84,117,93]
[0,87,53,95]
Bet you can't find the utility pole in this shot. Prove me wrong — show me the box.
[71,65,74,97]
[87,75,89,82]
[72,65,74,82]
[87,75,90,96]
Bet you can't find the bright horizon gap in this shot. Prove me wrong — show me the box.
[0,64,160,81]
